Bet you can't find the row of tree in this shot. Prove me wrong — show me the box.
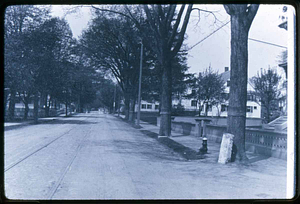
[4,5,104,122]
[8,4,284,164]
[79,5,193,125]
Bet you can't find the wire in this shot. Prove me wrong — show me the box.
[188,20,287,50]
[188,20,230,51]
[248,38,287,49]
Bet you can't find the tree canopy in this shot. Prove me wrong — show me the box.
[250,68,282,123]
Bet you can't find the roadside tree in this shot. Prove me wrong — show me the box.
[187,66,225,116]
[4,5,50,121]
[80,11,154,122]
[223,4,259,162]
[250,68,282,123]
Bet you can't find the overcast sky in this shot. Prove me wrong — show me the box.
[51,4,291,80]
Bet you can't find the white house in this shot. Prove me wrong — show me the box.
[135,67,262,119]
[196,67,262,118]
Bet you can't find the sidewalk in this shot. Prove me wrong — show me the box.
[116,114,287,175]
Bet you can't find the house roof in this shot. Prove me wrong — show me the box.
[219,70,255,91]
[220,70,230,83]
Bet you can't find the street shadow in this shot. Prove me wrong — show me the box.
[4,123,32,131]
[4,119,98,131]
[68,115,103,119]
[139,130,205,160]
[113,139,185,162]
[44,119,98,125]
[248,155,271,163]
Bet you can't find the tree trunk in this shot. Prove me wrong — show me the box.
[224,4,259,163]
[24,100,29,120]
[128,98,134,122]
[4,89,9,118]
[159,59,172,136]
[8,89,16,121]
[204,102,208,116]
[33,93,39,124]
[124,93,130,120]
[117,95,121,116]
[44,95,49,117]
[227,15,250,162]
[65,103,68,117]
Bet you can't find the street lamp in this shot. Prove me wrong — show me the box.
[136,41,143,126]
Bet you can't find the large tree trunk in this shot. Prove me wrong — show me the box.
[159,59,172,136]
[227,14,251,162]
[224,4,259,163]
[8,89,16,121]
[33,93,39,124]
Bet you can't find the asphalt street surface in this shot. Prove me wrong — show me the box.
[4,111,287,200]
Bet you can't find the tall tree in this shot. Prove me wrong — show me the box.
[250,68,282,123]
[88,4,193,135]
[224,4,259,162]
[4,5,50,121]
[142,5,193,136]
[28,17,74,117]
[80,11,152,122]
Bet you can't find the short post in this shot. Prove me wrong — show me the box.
[199,137,208,154]
[218,133,235,164]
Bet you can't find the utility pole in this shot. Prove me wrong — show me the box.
[136,42,143,126]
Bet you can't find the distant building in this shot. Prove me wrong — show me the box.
[135,67,262,118]
[195,67,261,118]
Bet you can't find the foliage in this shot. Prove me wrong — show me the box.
[4,5,51,120]
[250,68,282,123]
[188,66,225,116]
[141,53,193,103]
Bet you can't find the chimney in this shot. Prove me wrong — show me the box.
[225,67,229,72]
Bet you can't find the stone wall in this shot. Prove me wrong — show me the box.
[158,118,287,160]
[206,124,287,160]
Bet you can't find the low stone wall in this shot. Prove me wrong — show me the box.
[206,124,287,160]
[171,121,196,136]
[158,118,287,160]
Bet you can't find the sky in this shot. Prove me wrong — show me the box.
[51,4,290,80]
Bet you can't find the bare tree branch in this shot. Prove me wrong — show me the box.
[168,4,186,47]
[171,4,193,57]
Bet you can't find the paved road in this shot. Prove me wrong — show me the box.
[4,112,287,200]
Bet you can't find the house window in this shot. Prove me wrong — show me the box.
[221,105,227,112]
[155,105,159,110]
[254,106,257,110]
[192,89,196,95]
[227,80,230,87]
[141,104,146,109]
[191,100,197,107]
[147,104,152,109]
[247,106,253,113]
